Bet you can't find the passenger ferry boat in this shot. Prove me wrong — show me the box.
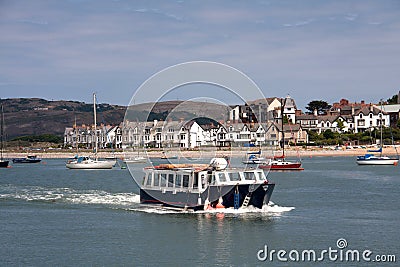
[139,158,275,211]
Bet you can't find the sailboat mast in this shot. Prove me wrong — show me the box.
[93,93,98,160]
[281,97,286,157]
[380,101,383,157]
[1,105,4,161]
[74,114,78,155]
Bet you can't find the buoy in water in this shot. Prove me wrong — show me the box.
[215,197,225,209]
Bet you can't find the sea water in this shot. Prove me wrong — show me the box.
[0,156,399,266]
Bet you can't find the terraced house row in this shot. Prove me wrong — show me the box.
[64,96,400,149]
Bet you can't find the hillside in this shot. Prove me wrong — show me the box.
[0,98,126,139]
[0,98,230,139]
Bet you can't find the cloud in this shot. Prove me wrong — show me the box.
[0,0,400,108]
[344,13,358,21]
[17,19,48,25]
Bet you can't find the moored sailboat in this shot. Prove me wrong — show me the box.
[0,105,9,168]
[66,93,116,169]
[241,150,266,164]
[356,102,399,166]
[260,96,303,171]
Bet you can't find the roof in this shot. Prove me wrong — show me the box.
[355,106,387,116]
[382,104,400,113]
[296,114,318,120]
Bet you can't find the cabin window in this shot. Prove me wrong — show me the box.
[193,174,198,189]
[146,175,152,186]
[160,173,167,187]
[228,172,241,181]
[176,174,182,188]
[153,174,160,186]
[168,174,174,187]
[217,173,227,182]
[244,172,256,181]
[201,174,207,185]
[183,175,189,188]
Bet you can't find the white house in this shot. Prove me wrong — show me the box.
[353,106,390,133]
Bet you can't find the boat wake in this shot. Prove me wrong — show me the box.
[0,184,140,207]
[0,184,294,217]
[129,201,295,217]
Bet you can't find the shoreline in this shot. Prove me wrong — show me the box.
[3,146,399,159]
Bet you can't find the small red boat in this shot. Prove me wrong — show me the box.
[260,155,303,171]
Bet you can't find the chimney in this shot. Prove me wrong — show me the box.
[369,104,373,112]
[179,118,184,123]
[153,119,158,127]
[351,105,355,115]
[313,109,318,116]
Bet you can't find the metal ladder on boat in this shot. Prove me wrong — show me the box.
[241,184,256,208]
[241,194,251,208]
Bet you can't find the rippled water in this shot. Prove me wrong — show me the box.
[0,157,399,266]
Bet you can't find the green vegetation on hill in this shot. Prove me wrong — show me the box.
[11,134,63,144]
[308,128,400,146]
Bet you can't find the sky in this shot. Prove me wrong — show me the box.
[1,0,400,110]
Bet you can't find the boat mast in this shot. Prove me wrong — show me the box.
[281,97,287,157]
[380,101,383,157]
[93,93,98,160]
[1,105,4,161]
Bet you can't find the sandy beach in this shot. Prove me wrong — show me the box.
[4,146,400,159]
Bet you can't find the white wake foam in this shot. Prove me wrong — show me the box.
[0,185,140,207]
[130,201,295,216]
[1,185,294,217]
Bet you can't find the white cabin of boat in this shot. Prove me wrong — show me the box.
[142,166,268,194]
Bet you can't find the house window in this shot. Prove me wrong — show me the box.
[359,114,363,119]
[358,119,365,126]
[369,114,373,119]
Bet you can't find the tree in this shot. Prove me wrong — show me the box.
[323,129,335,139]
[305,100,331,115]
[336,119,345,133]
[387,94,398,104]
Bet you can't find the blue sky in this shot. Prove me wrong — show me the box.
[1,0,399,110]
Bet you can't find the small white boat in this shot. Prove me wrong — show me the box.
[66,93,116,170]
[242,150,266,164]
[66,156,116,169]
[124,156,147,163]
[356,153,398,166]
[356,102,399,166]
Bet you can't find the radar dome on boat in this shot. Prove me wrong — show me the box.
[209,157,228,170]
